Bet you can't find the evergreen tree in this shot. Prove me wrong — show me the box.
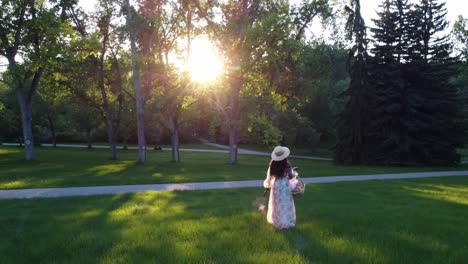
[368,0,465,165]
[339,0,465,165]
[403,0,465,165]
[335,0,374,164]
[368,0,411,164]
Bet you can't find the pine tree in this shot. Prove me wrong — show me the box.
[335,0,465,165]
[368,0,411,164]
[334,0,374,164]
[369,0,466,165]
[371,0,407,63]
[402,0,465,165]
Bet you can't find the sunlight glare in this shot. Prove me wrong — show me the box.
[187,38,224,83]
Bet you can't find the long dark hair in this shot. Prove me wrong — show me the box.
[269,158,288,178]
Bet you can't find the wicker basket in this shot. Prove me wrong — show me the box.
[290,176,305,197]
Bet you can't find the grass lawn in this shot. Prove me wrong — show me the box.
[2,146,468,189]
[1,176,467,263]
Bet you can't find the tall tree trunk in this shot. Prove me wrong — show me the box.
[10,61,43,160]
[97,64,117,160]
[228,0,249,165]
[169,112,180,162]
[17,135,23,147]
[228,78,240,164]
[86,128,92,149]
[16,90,34,160]
[122,135,129,150]
[111,51,124,148]
[47,113,56,147]
[126,0,147,164]
[103,111,116,158]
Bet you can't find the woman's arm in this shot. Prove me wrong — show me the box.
[264,167,274,188]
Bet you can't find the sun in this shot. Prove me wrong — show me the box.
[187,37,224,82]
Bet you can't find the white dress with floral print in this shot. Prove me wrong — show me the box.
[264,167,296,229]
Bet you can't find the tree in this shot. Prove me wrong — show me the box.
[92,0,120,160]
[334,0,374,164]
[402,0,465,165]
[199,0,331,164]
[353,0,466,165]
[60,1,128,159]
[125,0,147,163]
[225,0,248,165]
[137,0,196,162]
[36,68,72,147]
[453,16,468,91]
[0,0,74,160]
[454,16,468,59]
[64,42,106,149]
[367,0,410,164]
[0,81,22,143]
[298,42,349,144]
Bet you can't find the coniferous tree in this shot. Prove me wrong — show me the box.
[368,0,411,164]
[335,0,374,164]
[339,0,465,165]
[403,0,465,165]
[369,0,465,165]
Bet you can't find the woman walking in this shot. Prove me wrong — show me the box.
[264,146,296,229]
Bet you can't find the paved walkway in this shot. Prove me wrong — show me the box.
[199,141,332,161]
[2,142,227,154]
[1,171,467,200]
[1,143,333,161]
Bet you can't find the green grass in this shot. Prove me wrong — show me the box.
[2,146,468,189]
[1,176,467,263]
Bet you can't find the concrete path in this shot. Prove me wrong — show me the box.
[1,142,228,154]
[1,170,467,200]
[199,141,332,161]
[200,142,268,155]
[1,143,333,161]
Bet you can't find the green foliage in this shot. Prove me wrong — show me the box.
[247,113,283,147]
[198,0,335,155]
[0,81,21,142]
[0,0,74,71]
[299,42,349,137]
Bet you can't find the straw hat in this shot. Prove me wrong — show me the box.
[271,146,290,161]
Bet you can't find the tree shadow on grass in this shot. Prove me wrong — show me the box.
[0,189,311,263]
[0,192,191,263]
[1,178,467,263]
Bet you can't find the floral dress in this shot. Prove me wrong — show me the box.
[264,166,296,229]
